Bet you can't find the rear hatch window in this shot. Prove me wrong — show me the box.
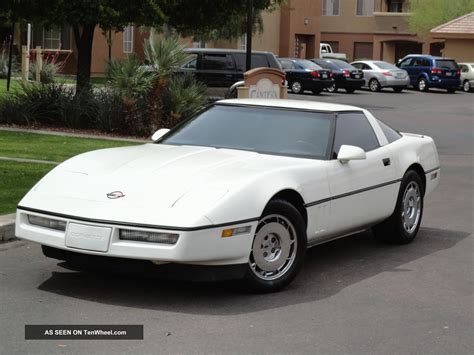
[435,60,457,70]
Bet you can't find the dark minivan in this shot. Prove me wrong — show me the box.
[396,55,460,93]
[178,48,282,88]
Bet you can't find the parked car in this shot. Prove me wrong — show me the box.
[350,60,410,92]
[312,58,364,93]
[177,48,282,90]
[458,62,474,92]
[320,43,347,60]
[396,55,460,93]
[279,58,334,94]
[16,99,440,292]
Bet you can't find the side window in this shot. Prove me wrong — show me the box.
[352,62,362,69]
[234,54,269,71]
[363,63,372,70]
[399,58,413,68]
[182,54,198,69]
[377,119,402,144]
[460,65,468,73]
[280,60,294,70]
[332,112,380,158]
[202,54,235,70]
[413,57,430,67]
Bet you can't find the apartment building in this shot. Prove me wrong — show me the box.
[225,0,444,63]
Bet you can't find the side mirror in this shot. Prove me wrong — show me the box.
[337,145,366,163]
[151,128,170,142]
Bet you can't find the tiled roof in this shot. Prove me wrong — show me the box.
[431,12,474,34]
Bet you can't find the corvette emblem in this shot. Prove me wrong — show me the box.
[106,191,125,199]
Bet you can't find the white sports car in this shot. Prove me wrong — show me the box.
[16,99,440,292]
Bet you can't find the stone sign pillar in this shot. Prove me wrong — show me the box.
[237,68,288,99]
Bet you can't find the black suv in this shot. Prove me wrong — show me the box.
[177,48,282,88]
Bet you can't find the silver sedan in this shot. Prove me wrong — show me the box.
[351,60,410,92]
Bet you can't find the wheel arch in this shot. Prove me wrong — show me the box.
[268,189,308,227]
[405,163,426,195]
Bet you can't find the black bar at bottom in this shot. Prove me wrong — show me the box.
[25,325,143,340]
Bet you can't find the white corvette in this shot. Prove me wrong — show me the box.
[16,99,440,292]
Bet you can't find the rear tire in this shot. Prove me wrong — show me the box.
[463,80,471,92]
[244,200,307,293]
[373,170,424,244]
[369,78,381,92]
[326,83,337,93]
[290,81,303,94]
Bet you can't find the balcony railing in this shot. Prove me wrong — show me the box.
[373,12,413,34]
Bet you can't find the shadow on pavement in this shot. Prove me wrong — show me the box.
[37,227,469,315]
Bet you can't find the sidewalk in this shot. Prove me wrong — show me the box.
[0,214,15,242]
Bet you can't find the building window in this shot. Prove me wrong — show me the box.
[43,28,61,49]
[123,25,133,53]
[192,36,206,48]
[356,0,374,16]
[240,34,247,50]
[322,0,339,16]
[353,42,373,60]
[387,0,403,12]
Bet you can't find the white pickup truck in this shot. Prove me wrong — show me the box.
[320,43,347,60]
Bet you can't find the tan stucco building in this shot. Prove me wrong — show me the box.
[431,12,474,62]
[218,0,446,63]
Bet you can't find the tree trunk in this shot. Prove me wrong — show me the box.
[73,24,96,94]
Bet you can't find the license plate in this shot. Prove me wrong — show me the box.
[65,223,112,252]
[354,75,360,79]
[446,72,452,76]
[321,74,327,79]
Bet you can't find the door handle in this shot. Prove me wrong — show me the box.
[382,158,391,166]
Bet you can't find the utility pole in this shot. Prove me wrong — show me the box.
[6,2,16,92]
[245,0,253,71]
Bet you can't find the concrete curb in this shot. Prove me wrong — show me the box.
[0,214,16,242]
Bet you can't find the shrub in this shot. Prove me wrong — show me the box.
[0,46,18,79]
[162,74,208,127]
[143,37,192,79]
[105,56,156,99]
[29,62,59,84]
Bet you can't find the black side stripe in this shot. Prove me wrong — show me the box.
[16,206,259,232]
[304,178,402,208]
[424,166,440,174]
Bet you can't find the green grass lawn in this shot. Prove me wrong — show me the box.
[0,78,22,95]
[0,130,140,214]
[0,131,139,162]
[0,161,54,215]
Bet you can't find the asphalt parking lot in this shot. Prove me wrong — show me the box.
[1,88,473,354]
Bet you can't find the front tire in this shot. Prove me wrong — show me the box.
[245,200,307,292]
[290,81,303,94]
[369,78,381,92]
[373,170,424,244]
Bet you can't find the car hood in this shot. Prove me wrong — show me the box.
[19,143,312,227]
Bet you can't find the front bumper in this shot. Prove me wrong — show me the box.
[15,209,257,266]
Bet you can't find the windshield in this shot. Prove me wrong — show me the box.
[331,59,354,69]
[436,60,457,70]
[373,61,398,70]
[297,59,322,70]
[159,105,334,159]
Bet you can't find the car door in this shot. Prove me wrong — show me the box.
[280,59,296,83]
[325,112,399,237]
